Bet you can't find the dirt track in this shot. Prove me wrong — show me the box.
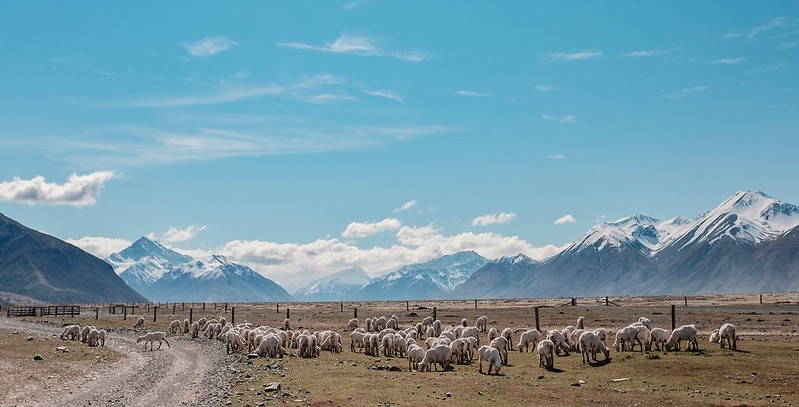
[0,318,230,407]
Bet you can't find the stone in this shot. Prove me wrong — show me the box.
[56,346,69,352]
[246,353,259,359]
[264,382,281,391]
[33,354,44,361]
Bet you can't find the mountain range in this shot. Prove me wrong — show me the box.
[108,237,293,303]
[0,213,147,304]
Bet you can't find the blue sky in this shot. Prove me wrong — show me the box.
[1,2,798,290]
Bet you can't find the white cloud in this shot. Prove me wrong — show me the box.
[394,200,417,212]
[181,36,237,57]
[548,50,603,60]
[542,114,577,124]
[546,154,566,160]
[554,214,577,225]
[363,89,403,102]
[299,93,355,104]
[149,225,209,244]
[0,171,114,207]
[66,236,131,259]
[534,84,556,92]
[712,57,746,64]
[342,218,402,238]
[472,212,517,227]
[277,34,429,62]
[622,47,680,57]
[455,90,492,97]
[661,86,708,99]
[723,17,788,40]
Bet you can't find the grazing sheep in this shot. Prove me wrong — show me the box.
[577,316,585,330]
[538,339,555,369]
[593,328,608,345]
[650,327,670,351]
[629,324,651,352]
[169,320,181,334]
[284,319,293,331]
[407,344,425,371]
[638,317,654,330]
[133,317,145,329]
[432,320,442,337]
[191,321,200,338]
[422,316,433,330]
[350,332,367,353]
[709,329,720,345]
[137,331,170,351]
[449,338,469,364]
[86,329,100,347]
[476,315,488,333]
[381,334,395,357]
[59,325,80,341]
[613,326,638,352]
[365,318,372,333]
[579,331,610,365]
[98,329,106,347]
[394,335,407,358]
[80,325,95,342]
[464,337,478,362]
[386,317,399,331]
[460,326,480,347]
[226,331,245,354]
[196,317,207,329]
[347,318,359,331]
[665,325,699,352]
[183,319,190,334]
[718,323,737,350]
[501,328,514,350]
[568,329,585,352]
[478,345,503,375]
[489,337,509,366]
[488,327,499,343]
[517,329,542,352]
[418,344,452,372]
[546,330,570,356]
[461,318,468,327]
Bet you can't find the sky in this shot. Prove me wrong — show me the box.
[1,2,798,291]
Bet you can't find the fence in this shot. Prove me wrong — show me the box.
[6,305,80,318]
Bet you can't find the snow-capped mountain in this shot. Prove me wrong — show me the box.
[356,251,487,300]
[454,190,799,298]
[294,266,371,302]
[452,254,538,299]
[106,238,293,302]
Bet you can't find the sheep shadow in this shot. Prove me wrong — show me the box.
[545,367,565,373]
[588,358,611,367]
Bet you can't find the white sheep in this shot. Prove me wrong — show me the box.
[226,331,245,354]
[650,327,670,351]
[501,327,514,350]
[407,344,425,371]
[449,338,469,364]
[638,317,654,330]
[80,325,94,342]
[461,318,468,327]
[568,329,585,351]
[59,325,80,341]
[718,323,737,350]
[284,318,293,331]
[86,329,100,347]
[350,331,367,353]
[478,345,502,375]
[97,329,106,347]
[191,321,200,338]
[579,331,610,365]
[347,318,359,331]
[393,335,407,358]
[381,334,395,357]
[613,326,638,352]
[489,336,509,366]
[137,331,170,351]
[577,316,585,330]
[460,326,481,347]
[133,317,145,329]
[365,318,372,333]
[546,330,570,356]
[168,320,181,334]
[182,319,190,334]
[538,339,555,369]
[476,315,488,333]
[593,327,608,345]
[488,327,499,343]
[629,324,651,352]
[517,329,542,352]
[665,324,699,351]
[418,344,451,372]
[432,320,442,337]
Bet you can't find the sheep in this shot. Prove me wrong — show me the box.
[489,337,509,366]
[629,324,651,352]
[709,329,720,344]
[347,318,359,331]
[422,316,434,330]
[256,335,284,358]
[476,315,488,333]
[546,330,570,356]
[718,323,737,350]
[374,316,387,332]
[86,329,100,347]
[407,344,425,371]
[297,334,311,358]
[517,329,542,352]
[613,326,638,352]
[432,320,442,337]
[182,319,190,334]
[394,335,407,358]
[538,339,555,369]
[191,321,200,338]
[568,329,585,351]
[464,336,478,362]
[133,317,145,329]
[650,327,670,351]
[425,326,435,339]
[577,316,585,330]
[439,330,456,342]
[460,326,480,347]
[593,327,608,345]
[461,318,468,327]
[579,331,610,365]
[350,332,367,353]
[449,338,469,364]
[80,325,94,342]
[97,329,106,347]
[284,319,293,331]
[488,327,499,343]
[196,317,207,328]
[501,327,514,350]
[59,325,80,341]
[638,317,654,330]
[137,331,170,351]
[478,345,502,375]
[381,334,394,357]
[418,344,452,372]
[365,318,372,333]
[665,325,699,352]
[168,320,181,335]
[226,331,245,354]
[386,317,399,331]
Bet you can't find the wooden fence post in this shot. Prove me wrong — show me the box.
[354,308,358,319]
[202,302,205,310]
[684,296,688,307]
[605,296,609,306]
[571,297,576,306]
[172,304,176,315]
[671,304,676,331]
[474,299,478,309]
[406,301,409,312]
[760,294,763,304]
[276,303,280,314]
[433,307,437,321]
[534,306,540,331]
[231,307,235,325]
[123,306,127,320]
[340,302,343,312]
[189,308,193,324]
[153,306,158,323]
[225,303,228,314]
[95,308,99,320]
[286,308,290,320]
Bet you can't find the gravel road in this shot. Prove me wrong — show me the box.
[0,318,233,407]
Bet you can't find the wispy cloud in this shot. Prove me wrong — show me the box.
[661,86,708,99]
[394,200,417,212]
[542,114,577,124]
[776,41,797,50]
[277,34,430,62]
[455,90,492,97]
[181,36,237,57]
[67,236,131,259]
[534,84,556,92]
[546,154,566,160]
[712,57,746,65]
[547,50,603,60]
[343,0,372,9]
[622,47,680,57]
[298,93,356,104]
[364,89,403,102]
[472,212,516,227]
[0,172,114,207]
[554,214,577,225]
[342,218,402,238]
[148,225,209,244]
[723,17,789,40]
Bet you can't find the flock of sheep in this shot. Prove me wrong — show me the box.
[58,324,106,347]
[122,312,739,376]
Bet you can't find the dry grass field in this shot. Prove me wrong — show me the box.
[3,293,799,406]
